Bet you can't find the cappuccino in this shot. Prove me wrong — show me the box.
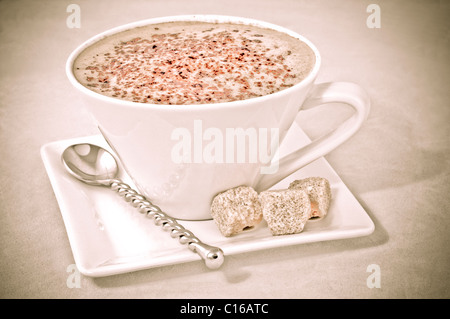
[73,21,315,105]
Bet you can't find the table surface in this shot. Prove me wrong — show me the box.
[1,0,449,299]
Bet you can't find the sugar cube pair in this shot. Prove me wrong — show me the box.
[210,177,331,237]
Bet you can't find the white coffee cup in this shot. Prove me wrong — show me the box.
[66,15,370,220]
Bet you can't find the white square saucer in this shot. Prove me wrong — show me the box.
[41,123,374,277]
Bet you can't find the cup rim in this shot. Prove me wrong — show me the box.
[66,14,321,111]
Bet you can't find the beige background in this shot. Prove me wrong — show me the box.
[1,0,449,298]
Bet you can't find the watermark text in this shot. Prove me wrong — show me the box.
[66,4,81,29]
[366,4,381,28]
[171,120,279,174]
[366,263,381,288]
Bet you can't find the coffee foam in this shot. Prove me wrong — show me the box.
[74,21,315,105]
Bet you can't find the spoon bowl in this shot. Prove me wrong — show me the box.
[62,144,118,186]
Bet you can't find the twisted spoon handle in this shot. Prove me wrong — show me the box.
[109,179,224,269]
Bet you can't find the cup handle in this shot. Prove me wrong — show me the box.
[255,82,370,192]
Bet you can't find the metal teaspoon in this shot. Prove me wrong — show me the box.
[61,143,224,270]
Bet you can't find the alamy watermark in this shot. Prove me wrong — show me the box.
[66,264,81,288]
[366,4,381,29]
[66,4,81,29]
[171,120,279,174]
[366,264,381,288]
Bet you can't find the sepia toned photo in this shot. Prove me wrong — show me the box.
[1,0,448,302]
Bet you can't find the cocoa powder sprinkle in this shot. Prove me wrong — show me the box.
[74,21,315,105]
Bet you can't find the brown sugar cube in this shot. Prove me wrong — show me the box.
[210,186,263,237]
[259,189,311,236]
[288,177,331,219]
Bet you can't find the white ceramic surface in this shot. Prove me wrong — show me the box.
[40,123,374,277]
[66,15,370,220]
